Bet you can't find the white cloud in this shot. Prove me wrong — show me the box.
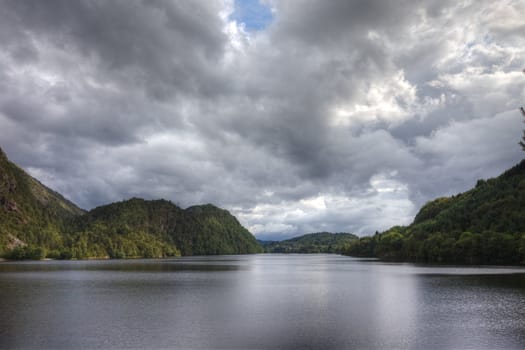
[237,172,415,240]
[330,70,444,127]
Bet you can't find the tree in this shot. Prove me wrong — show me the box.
[520,106,525,151]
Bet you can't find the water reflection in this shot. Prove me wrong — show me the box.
[0,257,244,273]
[0,255,524,349]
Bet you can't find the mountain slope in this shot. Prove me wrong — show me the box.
[71,199,262,257]
[0,147,85,256]
[344,160,525,264]
[262,232,358,253]
[0,146,261,259]
[182,204,263,255]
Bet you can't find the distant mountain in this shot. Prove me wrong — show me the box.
[262,232,358,253]
[0,146,261,259]
[344,160,525,264]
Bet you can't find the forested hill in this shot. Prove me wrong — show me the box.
[0,146,262,259]
[72,199,262,257]
[344,160,525,264]
[261,232,358,253]
[0,147,85,257]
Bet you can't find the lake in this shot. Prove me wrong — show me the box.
[1,254,525,349]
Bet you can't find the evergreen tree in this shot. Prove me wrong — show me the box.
[520,107,525,151]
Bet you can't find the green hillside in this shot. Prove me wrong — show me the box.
[0,146,261,259]
[344,160,525,264]
[262,232,358,253]
[0,147,85,257]
[182,204,263,255]
[69,199,262,258]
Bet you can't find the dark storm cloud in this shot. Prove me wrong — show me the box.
[0,0,523,238]
[0,0,228,157]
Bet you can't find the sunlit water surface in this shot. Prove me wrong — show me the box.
[1,254,525,349]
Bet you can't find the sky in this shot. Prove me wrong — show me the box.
[0,0,524,240]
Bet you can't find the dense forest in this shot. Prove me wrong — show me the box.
[0,147,261,259]
[344,160,525,264]
[260,232,357,253]
[0,147,84,259]
[68,199,263,258]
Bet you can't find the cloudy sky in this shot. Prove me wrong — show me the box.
[0,0,524,240]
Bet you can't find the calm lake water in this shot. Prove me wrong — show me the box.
[1,254,525,349]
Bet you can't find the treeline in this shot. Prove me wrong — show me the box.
[262,232,357,254]
[345,228,525,264]
[344,160,525,264]
[4,225,180,260]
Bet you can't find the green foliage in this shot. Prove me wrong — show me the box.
[4,245,46,260]
[70,200,262,257]
[262,232,358,254]
[375,230,405,259]
[344,160,525,264]
[519,107,525,151]
[0,147,262,259]
[62,227,180,260]
[413,197,452,224]
[0,146,84,258]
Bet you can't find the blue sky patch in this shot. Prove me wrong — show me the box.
[230,0,273,31]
